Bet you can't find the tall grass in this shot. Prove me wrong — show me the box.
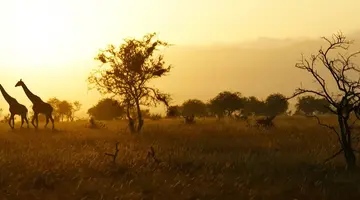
[0,116,359,199]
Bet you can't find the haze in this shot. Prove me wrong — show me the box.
[0,0,360,116]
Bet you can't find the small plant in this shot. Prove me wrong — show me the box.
[0,114,10,123]
[146,146,161,165]
[105,142,120,164]
[86,117,106,129]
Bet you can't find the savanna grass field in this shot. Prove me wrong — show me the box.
[0,116,360,200]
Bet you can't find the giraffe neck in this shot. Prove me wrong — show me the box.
[0,85,15,104]
[21,83,40,103]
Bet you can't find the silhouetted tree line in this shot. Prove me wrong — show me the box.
[86,97,162,121]
[23,98,82,122]
[166,92,331,118]
[46,98,82,122]
[82,91,332,122]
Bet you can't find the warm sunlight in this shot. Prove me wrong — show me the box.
[0,0,360,116]
[5,0,103,67]
[1,1,360,199]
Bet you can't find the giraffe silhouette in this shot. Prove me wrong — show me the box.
[0,84,29,129]
[15,79,55,129]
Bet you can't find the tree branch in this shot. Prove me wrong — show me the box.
[295,54,336,105]
[307,115,342,145]
[105,142,120,163]
[323,148,343,163]
[146,146,161,165]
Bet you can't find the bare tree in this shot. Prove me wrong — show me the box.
[288,32,360,170]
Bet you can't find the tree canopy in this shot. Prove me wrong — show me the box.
[264,93,289,116]
[208,91,244,118]
[295,95,331,115]
[87,98,125,120]
[47,98,82,122]
[166,105,182,117]
[88,32,172,132]
[242,96,266,116]
[182,99,208,117]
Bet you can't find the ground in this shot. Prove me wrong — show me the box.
[0,116,360,200]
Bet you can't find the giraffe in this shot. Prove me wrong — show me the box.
[15,79,55,129]
[0,84,29,129]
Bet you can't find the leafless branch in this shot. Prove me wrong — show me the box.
[105,142,120,163]
[307,115,342,145]
[146,146,161,164]
[349,117,359,128]
[295,54,336,105]
[323,148,343,163]
[285,88,336,107]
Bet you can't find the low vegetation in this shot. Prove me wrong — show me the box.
[1,32,360,199]
[0,117,359,199]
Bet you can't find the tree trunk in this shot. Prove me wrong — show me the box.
[338,115,357,170]
[126,104,135,133]
[135,100,143,132]
[344,118,356,170]
[344,144,356,170]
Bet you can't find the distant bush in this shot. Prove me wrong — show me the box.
[149,113,162,120]
[87,98,125,121]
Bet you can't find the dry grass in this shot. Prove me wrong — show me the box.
[0,116,360,199]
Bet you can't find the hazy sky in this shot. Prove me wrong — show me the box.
[0,0,359,116]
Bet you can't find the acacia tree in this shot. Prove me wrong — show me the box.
[57,100,73,121]
[70,101,82,121]
[182,99,208,117]
[243,96,267,116]
[47,97,61,121]
[288,32,360,170]
[166,105,181,117]
[295,96,331,115]
[88,33,172,133]
[88,98,125,120]
[208,91,244,118]
[264,93,289,116]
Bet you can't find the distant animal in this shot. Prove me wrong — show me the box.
[0,84,29,129]
[255,115,277,129]
[15,79,55,129]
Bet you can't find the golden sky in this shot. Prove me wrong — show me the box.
[0,0,359,116]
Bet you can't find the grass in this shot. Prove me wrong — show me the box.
[0,116,360,199]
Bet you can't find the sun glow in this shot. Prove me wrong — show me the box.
[1,0,108,68]
[7,1,67,66]
[0,0,359,118]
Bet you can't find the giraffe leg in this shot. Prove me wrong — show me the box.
[31,113,38,129]
[20,115,24,128]
[24,113,29,128]
[35,114,39,129]
[12,115,15,128]
[45,115,49,128]
[8,114,14,129]
[49,115,55,130]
